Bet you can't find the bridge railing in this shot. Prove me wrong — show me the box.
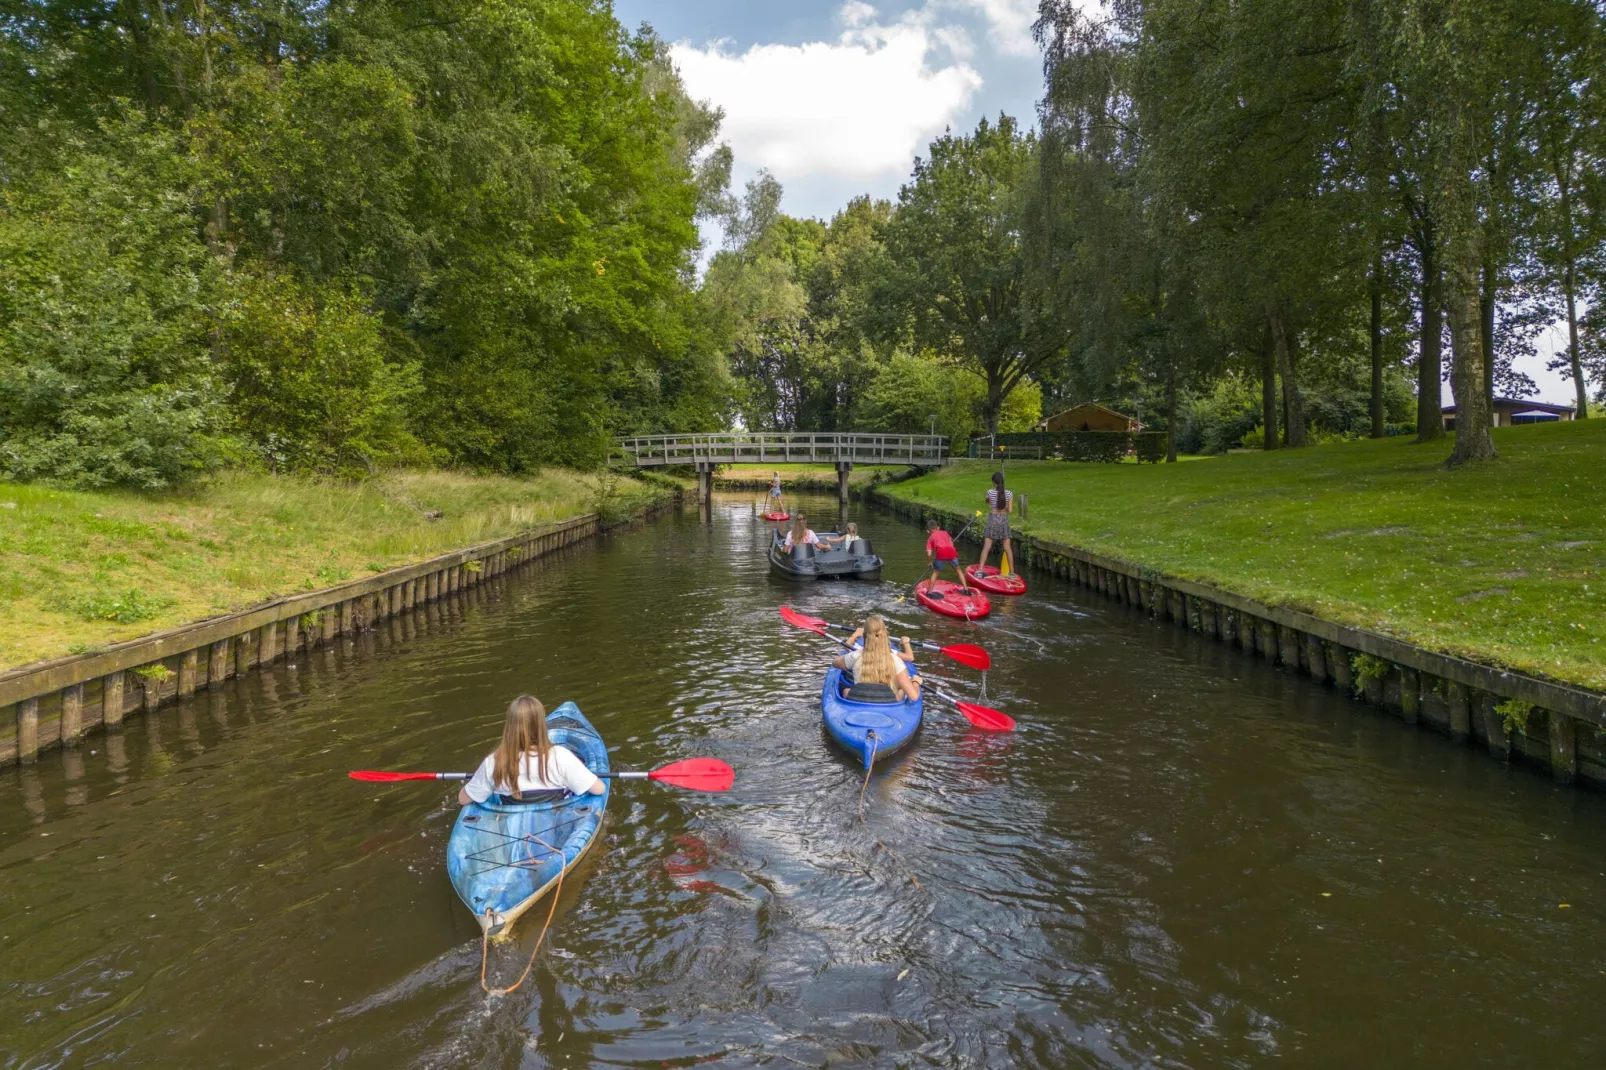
[614,432,947,467]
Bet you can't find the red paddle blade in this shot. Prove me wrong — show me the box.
[349,771,440,782]
[779,605,829,635]
[952,700,1015,732]
[940,643,991,671]
[648,758,735,792]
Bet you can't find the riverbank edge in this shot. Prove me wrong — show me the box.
[867,487,1606,790]
[0,487,683,768]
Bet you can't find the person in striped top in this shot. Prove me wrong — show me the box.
[978,470,1014,574]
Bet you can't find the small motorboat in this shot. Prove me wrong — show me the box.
[769,531,883,580]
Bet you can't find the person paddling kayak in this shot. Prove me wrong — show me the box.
[925,517,973,592]
[458,695,605,805]
[832,615,920,702]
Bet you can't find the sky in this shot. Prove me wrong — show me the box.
[613,0,1582,406]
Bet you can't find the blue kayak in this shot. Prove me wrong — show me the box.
[821,663,923,769]
[446,701,610,936]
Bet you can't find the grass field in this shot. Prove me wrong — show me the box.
[883,420,1606,691]
[0,469,663,671]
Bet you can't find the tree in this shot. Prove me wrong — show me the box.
[876,116,1054,435]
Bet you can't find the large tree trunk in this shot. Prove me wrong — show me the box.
[1270,306,1307,447]
[1446,233,1497,466]
[1164,357,1178,463]
[1260,322,1279,450]
[1558,176,1589,418]
[1480,260,1496,410]
[1370,263,1385,438]
[1415,229,1446,442]
[983,366,1004,436]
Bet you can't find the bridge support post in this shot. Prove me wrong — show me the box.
[695,462,714,520]
[836,461,852,505]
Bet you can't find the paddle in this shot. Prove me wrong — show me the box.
[898,511,983,603]
[778,606,990,671]
[925,684,1015,732]
[349,758,735,792]
[780,608,1012,731]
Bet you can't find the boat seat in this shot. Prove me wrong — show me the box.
[494,790,571,805]
[844,681,898,703]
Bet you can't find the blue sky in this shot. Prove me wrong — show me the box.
[613,0,1047,223]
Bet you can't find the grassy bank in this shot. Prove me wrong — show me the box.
[0,469,664,671]
[883,420,1605,691]
[713,463,908,491]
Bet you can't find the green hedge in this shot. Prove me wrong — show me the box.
[987,431,1169,463]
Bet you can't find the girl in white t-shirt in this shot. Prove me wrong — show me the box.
[458,695,604,805]
[832,615,920,702]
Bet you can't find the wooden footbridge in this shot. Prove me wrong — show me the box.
[613,432,948,503]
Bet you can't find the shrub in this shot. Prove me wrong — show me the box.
[221,272,433,478]
[0,117,232,489]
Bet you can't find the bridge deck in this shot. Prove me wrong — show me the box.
[615,433,947,468]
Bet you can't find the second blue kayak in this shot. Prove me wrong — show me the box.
[821,664,923,769]
[445,701,610,937]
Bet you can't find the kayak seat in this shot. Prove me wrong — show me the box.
[845,682,898,704]
[494,790,571,805]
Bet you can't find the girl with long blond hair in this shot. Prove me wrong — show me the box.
[782,513,819,551]
[458,695,605,805]
[833,615,920,702]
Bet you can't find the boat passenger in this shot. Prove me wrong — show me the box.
[782,514,820,551]
[833,615,920,702]
[977,470,1014,574]
[822,522,858,549]
[457,695,604,805]
[925,518,973,592]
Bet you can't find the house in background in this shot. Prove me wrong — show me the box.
[1442,397,1575,431]
[1037,403,1140,432]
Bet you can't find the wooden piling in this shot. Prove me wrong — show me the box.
[1549,711,1577,785]
[1303,634,1328,682]
[1330,644,1353,693]
[141,670,163,712]
[321,606,338,644]
[1477,692,1509,760]
[209,640,229,686]
[1278,625,1301,669]
[1400,669,1420,725]
[235,631,253,676]
[178,648,199,698]
[1446,681,1470,741]
[260,621,280,665]
[16,697,38,763]
[60,682,83,745]
[103,672,125,728]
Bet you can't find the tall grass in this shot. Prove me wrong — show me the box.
[0,469,662,670]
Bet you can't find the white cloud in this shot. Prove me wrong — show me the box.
[939,0,1040,57]
[670,5,983,187]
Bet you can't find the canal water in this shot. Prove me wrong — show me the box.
[4,493,1606,1068]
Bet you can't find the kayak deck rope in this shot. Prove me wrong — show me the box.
[480,832,565,996]
[857,732,879,820]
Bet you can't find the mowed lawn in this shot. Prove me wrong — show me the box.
[713,463,905,490]
[0,469,663,671]
[884,419,1606,691]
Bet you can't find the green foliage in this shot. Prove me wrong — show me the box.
[222,272,430,477]
[131,663,172,681]
[1351,653,1391,692]
[854,352,1041,446]
[1495,699,1535,736]
[992,431,1167,463]
[0,116,232,489]
[61,587,174,624]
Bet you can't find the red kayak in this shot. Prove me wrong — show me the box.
[763,511,791,522]
[965,564,1026,596]
[915,580,991,620]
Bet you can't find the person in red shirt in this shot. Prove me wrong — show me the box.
[924,518,973,591]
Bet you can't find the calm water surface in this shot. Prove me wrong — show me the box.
[4,494,1606,1068]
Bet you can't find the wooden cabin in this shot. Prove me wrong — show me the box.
[1037,403,1139,433]
[1442,397,1575,431]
